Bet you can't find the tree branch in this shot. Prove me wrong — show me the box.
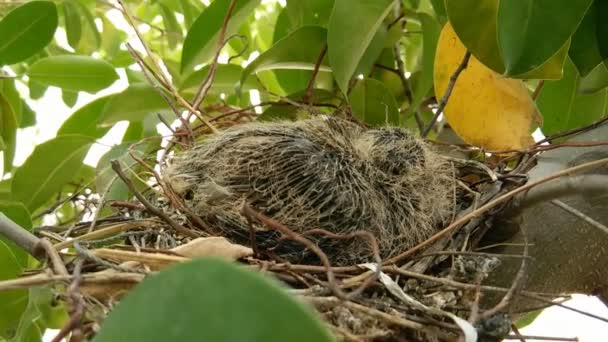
[422,51,471,138]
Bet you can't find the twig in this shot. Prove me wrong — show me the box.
[422,51,471,137]
[308,296,424,330]
[39,239,69,276]
[385,157,608,264]
[189,0,238,117]
[479,225,529,319]
[0,213,44,259]
[110,160,199,238]
[531,80,545,100]
[52,259,85,342]
[240,203,379,300]
[504,334,577,341]
[551,199,608,235]
[303,45,328,105]
[0,272,144,292]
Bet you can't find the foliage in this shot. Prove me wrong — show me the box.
[93,258,332,342]
[0,0,606,340]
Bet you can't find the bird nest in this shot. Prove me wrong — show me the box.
[37,116,529,341]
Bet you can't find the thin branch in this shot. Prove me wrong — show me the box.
[385,157,608,264]
[551,199,608,235]
[189,0,238,116]
[303,45,328,105]
[240,203,379,300]
[422,51,471,138]
[110,160,199,238]
[0,213,44,259]
[531,80,545,100]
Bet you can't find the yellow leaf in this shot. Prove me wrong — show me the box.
[434,23,541,150]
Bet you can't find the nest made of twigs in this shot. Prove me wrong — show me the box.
[163,117,456,265]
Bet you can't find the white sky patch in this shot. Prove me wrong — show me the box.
[83,121,129,167]
[249,89,262,114]
[242,51,260,68]
[54,27,74,53]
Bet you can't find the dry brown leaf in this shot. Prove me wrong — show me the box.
[172,237,253,260]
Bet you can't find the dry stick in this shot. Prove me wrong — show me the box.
[240,203,379,300]
[479,225,529,320]
[551,199,608,235]
[0,214,68,276]
[189,0,238,118]
[52,260,85,342]
[422,51,472,138]
[303,45,328,105]
[0,272,145,293]
[505,335,577,342]
[117,0,218,134]
[385,157,608,265]
[110,160,199,238]
[531,80,545,100]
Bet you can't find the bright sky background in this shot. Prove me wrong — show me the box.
[5,1,603,341]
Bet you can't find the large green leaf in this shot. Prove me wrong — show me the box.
[0,202,32,267]
[241,26,329,87]
[0,239,28,340]
[407,13,440,116]
[328,0,395,93]
[57,96,112,139]
[349,77,399,127]
[181,0,261,72]
[100,84,172,125]
[93,258,332,342]
[27,56,119,93]
[74,1,101,55]
[446,0,503,73]
[12,135,94,212]
[0,93,17,174]
[62,0,82,50]
[579,62,608,95]
[537,58,608,135]
[0,1,58,65]
[497,0,593,76]
[286,0,334,28]
[568,1,605,77]
[158,3,182,50]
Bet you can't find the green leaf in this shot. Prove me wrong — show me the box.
[537,58,608,135]
[181,0,261,72]
[568,1,605,77]
[328,0,396,93]
[61,90,79,108]
[579,62,608,95]
[497,0,593,76]
[58,96,112,139]
[100,84,172,125]
[1,80,22,126]
[93,258,332,342]
[0,1,58,65]
[179,0,204,29]
[27,55,118,93]
[158,3,182,50]
[349,77,400,127]
[286,0,334,28]
[18,101,36,129]
[28,81,46,100]
[446,0,504,73]
[241,26,329,87]
[12,135,94,212]
[180,64,262,97]
[62,0,82,50]
[0,239,28,339]
[0,202,31,267]
[74,1,101,54]
[515,39,570,80]
[407,13,440,116]
[0,93,17,174]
